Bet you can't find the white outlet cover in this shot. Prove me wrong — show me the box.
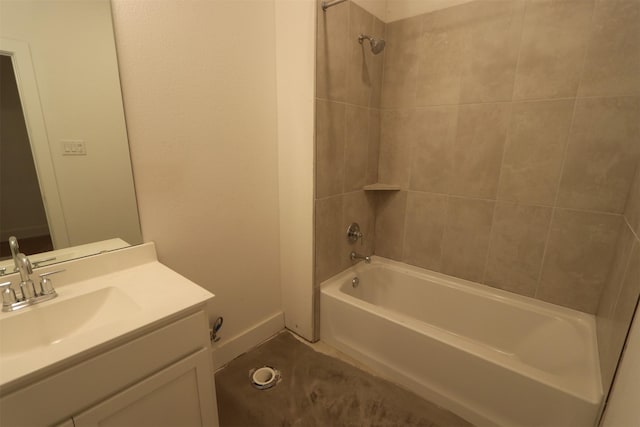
[61,140,87,156]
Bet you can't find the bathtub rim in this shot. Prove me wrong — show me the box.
[320,256,603,404]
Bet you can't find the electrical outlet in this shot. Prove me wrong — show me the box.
[61,140,86,156]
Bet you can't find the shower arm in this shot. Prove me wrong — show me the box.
[322,0,347,11]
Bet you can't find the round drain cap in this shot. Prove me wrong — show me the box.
[250,366,279,390]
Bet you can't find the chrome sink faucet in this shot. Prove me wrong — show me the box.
[16,253,37,300]
[1,238,64,312]
[9,236,20,272]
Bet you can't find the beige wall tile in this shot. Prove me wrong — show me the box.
[513,0,593,100]
[579,0,640,97]
[367,109,380,184]
[597,223,636,326]
[346,2,374,107]
[344,105,369,192]
[316,100,345,198]
[624,164,640,235]
[485,202,552,297]
[449,103,511,199]
[557,97,640,213]
[374,191,407,260]
[315,195,345,282]
[378,109,413,187]
[607,241,640,387]
[381,15,422,108]
[596,222,636,390]
[402,191,448,271]
[459,0,525,103]
[498,99,574,205]
[369,17,386,108]
[409,106,458,194]
[343,190,376,258]
[415,5,468,106]
[441,197,495,282]
[316,0,348,101]
[538,209,621,313]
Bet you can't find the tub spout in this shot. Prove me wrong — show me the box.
[350,251,371,264]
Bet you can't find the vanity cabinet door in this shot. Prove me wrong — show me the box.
[73,348,218,427]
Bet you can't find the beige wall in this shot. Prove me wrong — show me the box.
[0,0,141,247]
[315,0,384,284]
[373,0,639,315]
[112,0,283,355]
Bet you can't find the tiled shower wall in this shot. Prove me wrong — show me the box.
[597,169,640,392]
[374,0,640,316]
[314,0,384,283]
[315,0,639,398]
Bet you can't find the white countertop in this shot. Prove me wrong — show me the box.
[0,243,214,392]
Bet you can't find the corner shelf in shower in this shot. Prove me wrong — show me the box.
[363,183,401,191]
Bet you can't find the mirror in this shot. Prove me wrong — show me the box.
[0,0,142,271]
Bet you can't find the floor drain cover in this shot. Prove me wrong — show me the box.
[250,366,280,390]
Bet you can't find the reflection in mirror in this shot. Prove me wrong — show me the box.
[1,56,53,258]
[0,0,142,272]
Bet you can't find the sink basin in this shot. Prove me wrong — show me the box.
[0,287,140,356]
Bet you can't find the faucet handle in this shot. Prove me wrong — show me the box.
[347,223,364,243]
[38,269,65,296]
[1,281,17,308]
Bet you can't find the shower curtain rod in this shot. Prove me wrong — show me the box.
[322,0,347,11]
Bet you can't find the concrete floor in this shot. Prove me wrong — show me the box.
[215,331,473,427]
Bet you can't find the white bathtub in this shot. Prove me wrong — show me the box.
[320,257,602,427]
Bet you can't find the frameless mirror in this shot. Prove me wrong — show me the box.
[0,0,142,271]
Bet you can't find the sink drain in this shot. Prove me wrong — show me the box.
[250,366,280,390]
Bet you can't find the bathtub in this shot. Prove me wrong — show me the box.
[320,257,602,427]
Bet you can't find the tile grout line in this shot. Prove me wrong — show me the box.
[480,106,516,287]
[315,93,640,113]
[439,194,452,274]
[402,188,624,218]
[409,14,425,110]
[479,0,525,285]
[508,0,529,107]
[480,201,500,287]
[534,0,598,300]
[398,14,425,263]
[340,0,352,196]
[533,97,577,300]
[365,93,640,112]
[607,230,637,334]
[361,5,376,194]
[624,215,640,243]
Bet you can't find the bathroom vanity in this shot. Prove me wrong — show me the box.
[0,243,219,426]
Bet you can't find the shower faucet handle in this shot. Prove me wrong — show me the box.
[347,223,364,244]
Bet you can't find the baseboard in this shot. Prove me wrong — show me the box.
[211,311,285,370]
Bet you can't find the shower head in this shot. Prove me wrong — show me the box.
[358,34,386,55]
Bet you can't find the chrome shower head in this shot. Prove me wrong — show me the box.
[358,34,386,55]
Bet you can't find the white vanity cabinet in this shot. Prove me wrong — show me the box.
[0,244,220,427]
[1,310,218,427]
[73,348,215,427]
